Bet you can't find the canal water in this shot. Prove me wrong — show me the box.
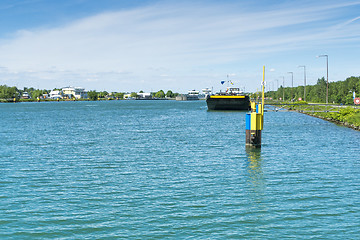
[1,100,359,239]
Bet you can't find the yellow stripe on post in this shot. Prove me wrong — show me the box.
[251,102,256,112]
[250,113,262,130]
[257,103,262,114]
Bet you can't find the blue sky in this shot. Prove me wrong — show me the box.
[0,0,360,93]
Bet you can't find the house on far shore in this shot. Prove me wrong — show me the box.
[123,93,133,99]
[62,87,88,99]
[21,92,30,99]
[49,90,63,99]
[137,92,152,100]
[40,93,50,99]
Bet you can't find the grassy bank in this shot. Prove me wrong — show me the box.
[309,107,360,130]
[273,102,360,131]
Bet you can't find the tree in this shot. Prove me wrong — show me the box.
[130,92,138,98]
[0,85,19,99]
[155,90,165,98]
[114,92,124,99]
[98,91,108,98]
[344,93,354,105]
[88,90,98,101]
[31,89,43,99]
[166,90,173,98]
[264,76,360,104]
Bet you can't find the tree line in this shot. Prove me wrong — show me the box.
[263,76,360,104]
[87,89,179,100]
[0,85,180,101]
[0,86,54,100]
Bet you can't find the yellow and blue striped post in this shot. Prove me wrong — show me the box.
[246,66,265,148]
[245,106,263,147]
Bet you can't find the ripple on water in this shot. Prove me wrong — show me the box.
[0,101,359,239]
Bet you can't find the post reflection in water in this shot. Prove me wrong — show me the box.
[245,147,265,199]
[244,147,267,228]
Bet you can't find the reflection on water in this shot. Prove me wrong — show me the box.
[245,147,265,198]
[2,101,359,239]
[245,147,267,226]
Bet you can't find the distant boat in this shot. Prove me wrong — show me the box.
[206,87,250,110]
[186,90,199,100]
[175,90,199,101]
[202,88,212,99]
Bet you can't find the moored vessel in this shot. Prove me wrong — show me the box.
[186,90,200,100]
[206,87,250,110]
[175,90,200,101]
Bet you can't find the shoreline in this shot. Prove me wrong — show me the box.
[0,98,172,103]
[266,103,360,132]
[3,99,360,131]
[302,112,360,131]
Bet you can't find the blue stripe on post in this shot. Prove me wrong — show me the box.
[245,113,251,130]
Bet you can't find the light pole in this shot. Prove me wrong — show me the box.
[288,72,293,101]
[298,66,306,101]
[280,76,285,101]
[317,55,329,104]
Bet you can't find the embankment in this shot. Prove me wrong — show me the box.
[298,106,360,131]
[305,112,360,131]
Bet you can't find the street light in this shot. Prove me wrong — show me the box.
[317,54,329,104]
[280,76,285,101]
[287,72,293,101]
[298,66,306,101]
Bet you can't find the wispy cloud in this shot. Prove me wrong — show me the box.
[0,0,42,10]
[0,0,360,91]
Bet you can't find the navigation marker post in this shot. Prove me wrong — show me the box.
[246,66,265,148]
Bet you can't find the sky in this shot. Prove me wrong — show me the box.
[0,0,360,93]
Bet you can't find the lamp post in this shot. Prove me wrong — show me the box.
[280,76,285,101]
[275,79,279,100]
[298,66,306,101]
[317,55,329,104]
[288,72,293,101]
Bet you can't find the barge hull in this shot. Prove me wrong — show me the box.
[206,96,250,110]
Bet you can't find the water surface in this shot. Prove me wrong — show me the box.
[1,101,359,239]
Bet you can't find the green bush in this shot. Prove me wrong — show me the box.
[313,107,360,126]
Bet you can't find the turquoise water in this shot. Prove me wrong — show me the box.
[1,100,359,239]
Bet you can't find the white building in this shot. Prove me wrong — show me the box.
[49,90,63,99]
[62,87,88,99]
[21,92,30,99]
[137,92,152,99]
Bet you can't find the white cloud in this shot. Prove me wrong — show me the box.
[0,1,360,91]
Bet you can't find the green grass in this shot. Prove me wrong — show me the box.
[311,107,360,127]
[268,101,360,128]
[347,113,360,126]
